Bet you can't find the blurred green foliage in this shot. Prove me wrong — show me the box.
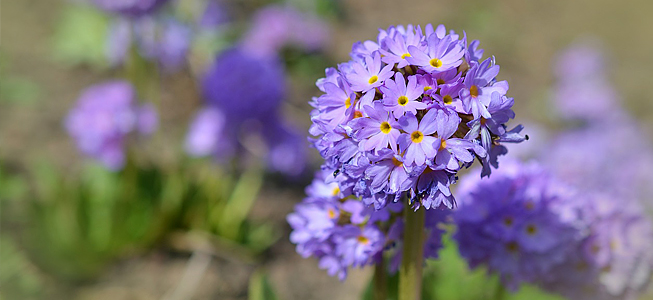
[51,5,109,69]
[0,156,278,298]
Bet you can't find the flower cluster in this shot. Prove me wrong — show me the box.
[65,81,158,170]
[184,4,330,176]
[287,169,449,280]
[540,192,653,300]
[186,47,306,176]
[93,0,170,18]
[309,24,525,210]
[240,5,329,59]
[453,160,653,299]
[453,161,583,290]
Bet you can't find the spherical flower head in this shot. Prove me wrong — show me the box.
[308,23,525,211]
[65,80,157,170]
[202,47,285,124]
[93,0,171,18]
[453,160,584,290]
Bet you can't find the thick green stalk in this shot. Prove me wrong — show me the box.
[399,202,425,300]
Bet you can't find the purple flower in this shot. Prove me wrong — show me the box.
[433,108,486,171]
[105,17,192,72]
[240,5,329,59]
[345,51,394,92]
[381,73,426,118]
[184,107,232,158]
[453,160,584,290]
[65,81,156,170]
[187,47,306,177]
[202,47,285,123]
[288,168,450,281]
[306,23,523,214]
[553,41,620,122]
[92,0,170,18]
[397,111,439,166]
[406,33,464,73]
[349,103,401,152]
[379,25,423,68]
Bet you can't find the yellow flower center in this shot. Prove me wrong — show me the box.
[436,79,445,85]
[410,131,424,143]
[345,97,351,108]
[526,224,537,235]
[506,242,519,253]
[332,187,340,196]
[327,208,336,219]
[353,111,363,118]
[357,235,370,245]
[397,95,408,106]
[423,86,432,92]
[429,58,443,68]
[368,75,378,84]
[440,138,447,149]
[443,95,453,105]
[380,121,392,134]
[401,53,411,59]
[391,157,403,167]
[470,85,479,97]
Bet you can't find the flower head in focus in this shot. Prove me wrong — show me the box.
[309,24,525,210]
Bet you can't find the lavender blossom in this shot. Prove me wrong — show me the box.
[185,47,306,176]
[65,81,158,170]
[240,5,329,59]
[454,160,653,298]
[93,0,170,18]
[308,24,524,210]
[288,169,450,280]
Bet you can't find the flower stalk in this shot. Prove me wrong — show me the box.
[399,202,425,300]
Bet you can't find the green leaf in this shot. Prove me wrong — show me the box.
[248,270,279,300]
[51,4,109,69]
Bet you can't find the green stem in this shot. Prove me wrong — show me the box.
[373,256,387,300]
[399,201,425,300]
[494,280,507,300]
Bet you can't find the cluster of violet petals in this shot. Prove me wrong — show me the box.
[287,169,449,280]
[308,24,525,211]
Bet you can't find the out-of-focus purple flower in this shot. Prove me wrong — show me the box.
[185,47,306,176]
[157,20,192,71]
[288,169,449,281]
[184,107,229,158]
[202,47,285,122]
[553,41,620,122]
[197,0,229,29]
[454,160,653,298]
[454,161,583,290]
[240,5,329,58]
[106,17,192,72]
[93,0,171,18]
[539,192,653,300]
[65,81,157,170]
[106,19,132,66]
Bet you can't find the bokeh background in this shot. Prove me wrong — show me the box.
[2,0,652,299]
